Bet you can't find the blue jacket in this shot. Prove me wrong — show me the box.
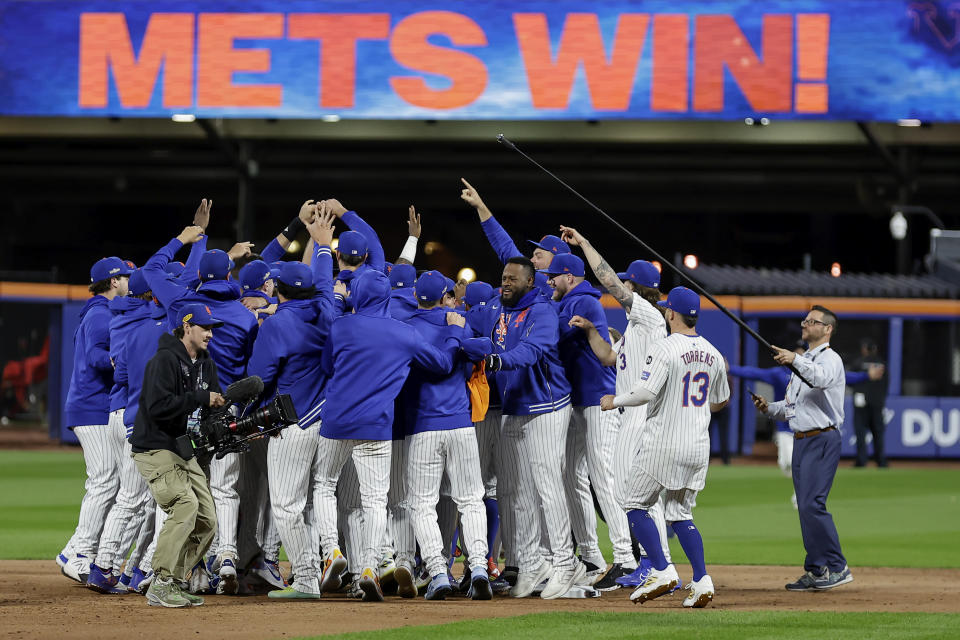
[404,307,492,434]
[555,281,616,406]
[389,287,418,322]
[64,295,114,427]
[118,302,167,436]
[333,210,387,308]
[466,293,503,409]
[320,271,460,441]
[107,296,148,413]
[247,247,335,429]
[491,289,571,416]
[144,237,259,389]
[480,216,554,299]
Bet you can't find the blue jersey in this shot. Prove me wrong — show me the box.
[119,302,167,436]
[107,296,148,413]
[555,281,617,406]
[64,295,113,427]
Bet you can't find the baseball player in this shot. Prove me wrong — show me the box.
[58,256,134,583]
[404,271,493,600]
[538,252,617,583]
[603,286,730,608]
[561,226,674,590]
[246,210,336,599]
[483,257,583,600]
[142,216,258,594]
[314,270,464,602]
[238,260,278,323]
[86,269,163,594]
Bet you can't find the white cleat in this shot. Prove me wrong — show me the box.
[682,575,715,608]
[541,562,587,600]
[629,564,680,604]
[510,561,553,598]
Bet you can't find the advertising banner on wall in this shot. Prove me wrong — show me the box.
[1,1,959,120]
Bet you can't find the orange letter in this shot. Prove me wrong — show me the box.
[389,11,488,110]
[514,13,649,111]
[288,14,390,109]
[693,14,792,112]
[197,13,284,108]
[651,14,689,112]
[79,13,193,108]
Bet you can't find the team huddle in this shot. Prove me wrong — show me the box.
[55,179,729,609]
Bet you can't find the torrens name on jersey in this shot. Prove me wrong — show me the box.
[681,349,716,367]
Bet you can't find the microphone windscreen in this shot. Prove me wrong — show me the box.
[224,375,264,403]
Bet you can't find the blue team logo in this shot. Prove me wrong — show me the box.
[495,313,508,348]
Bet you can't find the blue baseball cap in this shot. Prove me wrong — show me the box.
[338,231,368,257]
[415,270,448,302]
[90,257,134,283]
[269,261,283,280]
[658,286,700,316]
[239,260,272,292]
[384,261,394,275]
[177,303,223,328]
[128,269,151,296]
[617,260,661,289]
[538,253,584,277]
[464,281,494,307]
[443,277,456,296]
[528,234,571,255]
[198,250,234,281]
[277,262,314,289]
[389,264,416,289]
[164,261,185,277]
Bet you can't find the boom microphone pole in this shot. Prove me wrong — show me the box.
[495,133,813,388]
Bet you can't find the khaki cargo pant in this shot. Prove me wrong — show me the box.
[134,449,217,582]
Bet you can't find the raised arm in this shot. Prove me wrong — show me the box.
[329,198,386,272]
[395,205,421,266]
[143,226,205,310]
[460,178,523,264]
[569,315,617,366]
[262,200,315,263]
[306,205,337,332]
[560,225,633,310]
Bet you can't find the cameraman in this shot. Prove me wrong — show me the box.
[130,304,225,608]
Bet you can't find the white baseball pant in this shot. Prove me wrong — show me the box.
[501,407,575,571]
[624,465,700,523]
[209,452,240,560]
[408,427,488,577]
[267,421,322,594]
[384,438,415,569]
[94,414,152,570]
[68,422,121,557]
[126,498,156,575]
[564,406,602,566]
[316,437,390,572]
[585,407,634,565]
[475,408,500,499]
[336,458,364,573]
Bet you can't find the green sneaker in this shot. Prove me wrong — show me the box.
[146,577,191,608]
[179,588,205,607]
[268,586,321,600]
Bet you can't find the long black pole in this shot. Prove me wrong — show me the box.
[496,133,812,387]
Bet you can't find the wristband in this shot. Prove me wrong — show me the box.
[281,216,306,242]
[399,236,419,264]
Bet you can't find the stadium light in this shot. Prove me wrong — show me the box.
[171,113,196,123]
[331,238,339,251]
[287,240,301,254]
[424,241,441,255]
[651,260,662,273]
[322,114,341,123]
[683,254,699,269]
[889,211,908,240]
[897,118,922,127]
[457,267,477,283]
[830,262,842,277]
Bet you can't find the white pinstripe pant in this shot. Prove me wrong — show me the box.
[209,451,240,560]
[94,414,153,571]
[126,497,156,574]
[615,408,671,563]
[336,458,364,573]
[564,406,601,564]
[475,409,500,499]
[68,421,121,556]
[586,407,634,565]
[408,427,488,577]
[316,437,391,572]
[384,438,416,569]
[268,421,323,593]
[501,407,575,571]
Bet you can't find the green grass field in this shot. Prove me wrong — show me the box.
[3,449,957,568]
[2,450,958,639]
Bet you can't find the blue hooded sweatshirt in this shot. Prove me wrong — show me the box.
[319,270,460,441]
[389,287,418,322]
[246,246,335,429]
[480,215,554,299]
[404,307,493,434]
[555,281,617,406]
[64,295,114,427]
[107,296,148,413]
[466,292,503,409]
[118,302,167,436]
[491,288,571,416]
[144,237,258,389]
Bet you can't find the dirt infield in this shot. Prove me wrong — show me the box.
[1,562,957,639]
